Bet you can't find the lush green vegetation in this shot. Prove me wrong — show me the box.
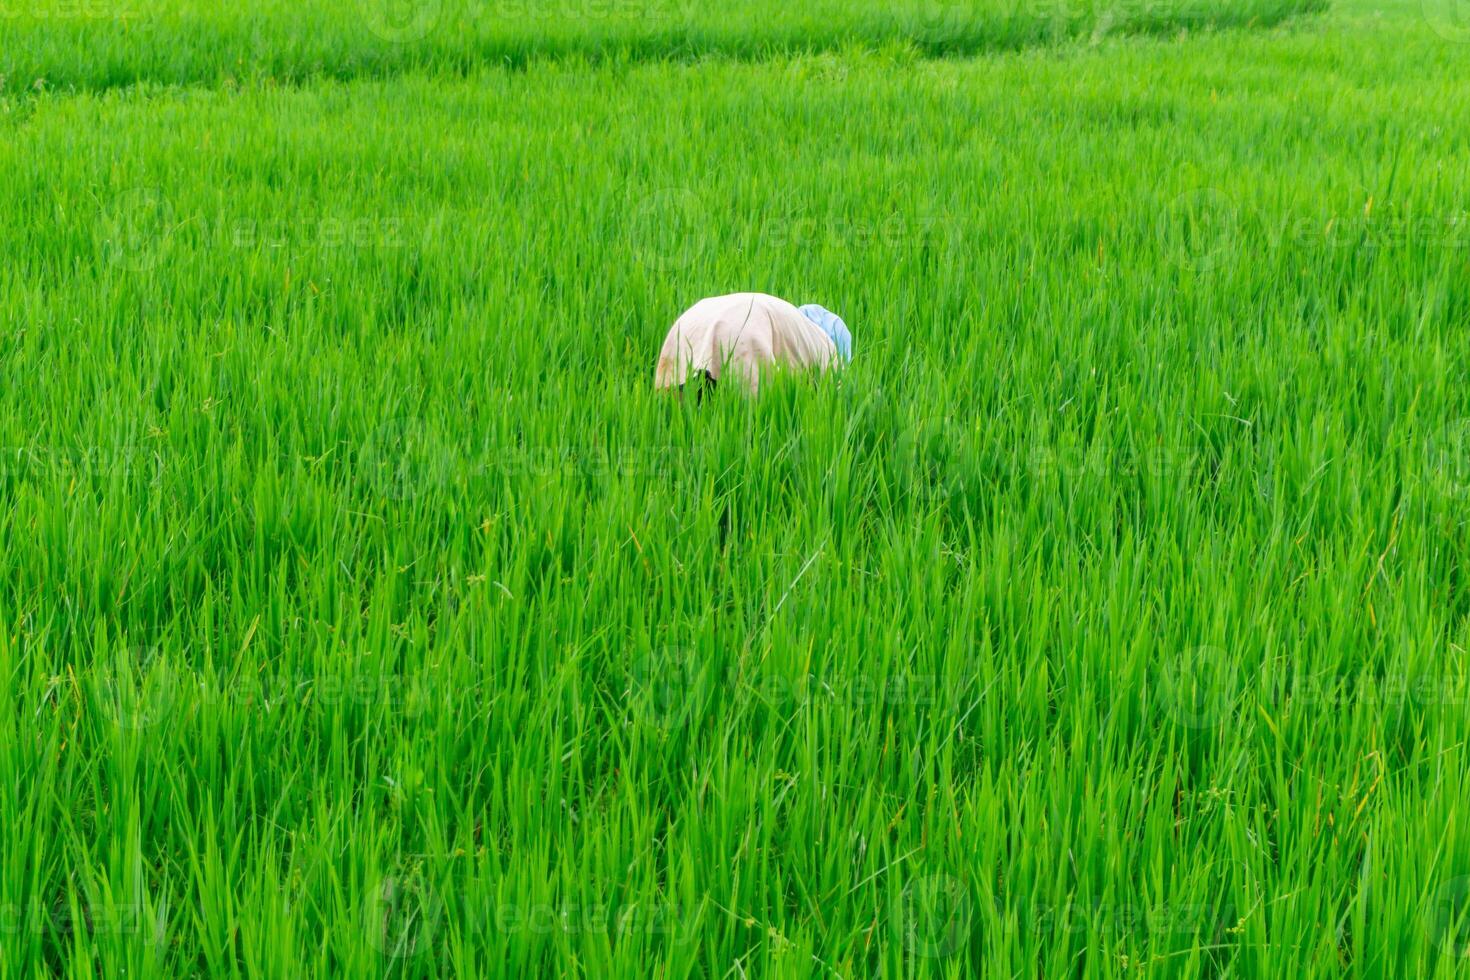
[4,0,1470,975]
[2,0,1325,92]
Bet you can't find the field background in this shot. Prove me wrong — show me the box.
[2,0,1326,90]
[4,0,1470,976]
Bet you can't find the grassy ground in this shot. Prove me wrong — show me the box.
[2,0,1325,92]
[4,0,1470,976]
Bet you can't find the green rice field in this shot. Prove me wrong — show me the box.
[3,0,1470,975]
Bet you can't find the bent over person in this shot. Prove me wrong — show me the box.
[655,293,852,396]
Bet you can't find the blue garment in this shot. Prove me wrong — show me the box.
[799,304,852,362]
